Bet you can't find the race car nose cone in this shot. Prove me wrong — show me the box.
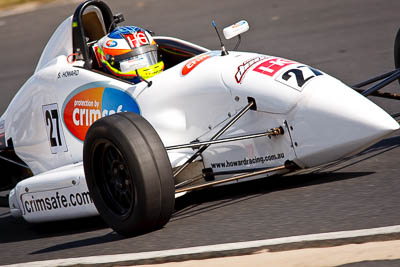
[288,76,399,168]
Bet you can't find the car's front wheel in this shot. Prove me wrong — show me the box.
[83,112,175,236]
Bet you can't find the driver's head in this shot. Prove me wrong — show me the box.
[94,26,164,83]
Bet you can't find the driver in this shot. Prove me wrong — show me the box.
[93,26,164,84]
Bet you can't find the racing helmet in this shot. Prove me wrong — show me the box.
[94,26,164,83]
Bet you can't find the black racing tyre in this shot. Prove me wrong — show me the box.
[83,112,175,236]
[395,27,400,83]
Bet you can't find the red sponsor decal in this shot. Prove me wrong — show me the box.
[63,87,103,141]
[125,32,149,48]
[253,57,295,77]
[182,54,211,76]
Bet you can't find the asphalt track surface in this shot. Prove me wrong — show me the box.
[0,0,400,265]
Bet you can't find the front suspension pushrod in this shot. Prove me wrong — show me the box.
[166,127,283,151]
[173,101,255,177]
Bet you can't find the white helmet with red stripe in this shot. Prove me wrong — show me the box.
[94,26,164,83]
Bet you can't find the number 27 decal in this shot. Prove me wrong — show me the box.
[42,103,68,154]
[276,65,323,91]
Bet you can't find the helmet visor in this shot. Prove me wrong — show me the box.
[119,50,158,73]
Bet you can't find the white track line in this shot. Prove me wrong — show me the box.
[4,225,400,267]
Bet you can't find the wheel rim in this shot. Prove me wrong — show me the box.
[92,140,135,217]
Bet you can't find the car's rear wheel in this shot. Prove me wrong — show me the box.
[394,27,400,83]
[83,112,175,236]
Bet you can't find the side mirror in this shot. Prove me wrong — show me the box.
[223,20,249,40]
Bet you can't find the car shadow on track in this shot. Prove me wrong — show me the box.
[172,170,373,222]
[29,231,122,255]
[26,170,371,255]
[0,213,110,244]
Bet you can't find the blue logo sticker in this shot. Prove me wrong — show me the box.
[106,40,118,47]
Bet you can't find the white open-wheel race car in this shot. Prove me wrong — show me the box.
[1,0,399,236]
